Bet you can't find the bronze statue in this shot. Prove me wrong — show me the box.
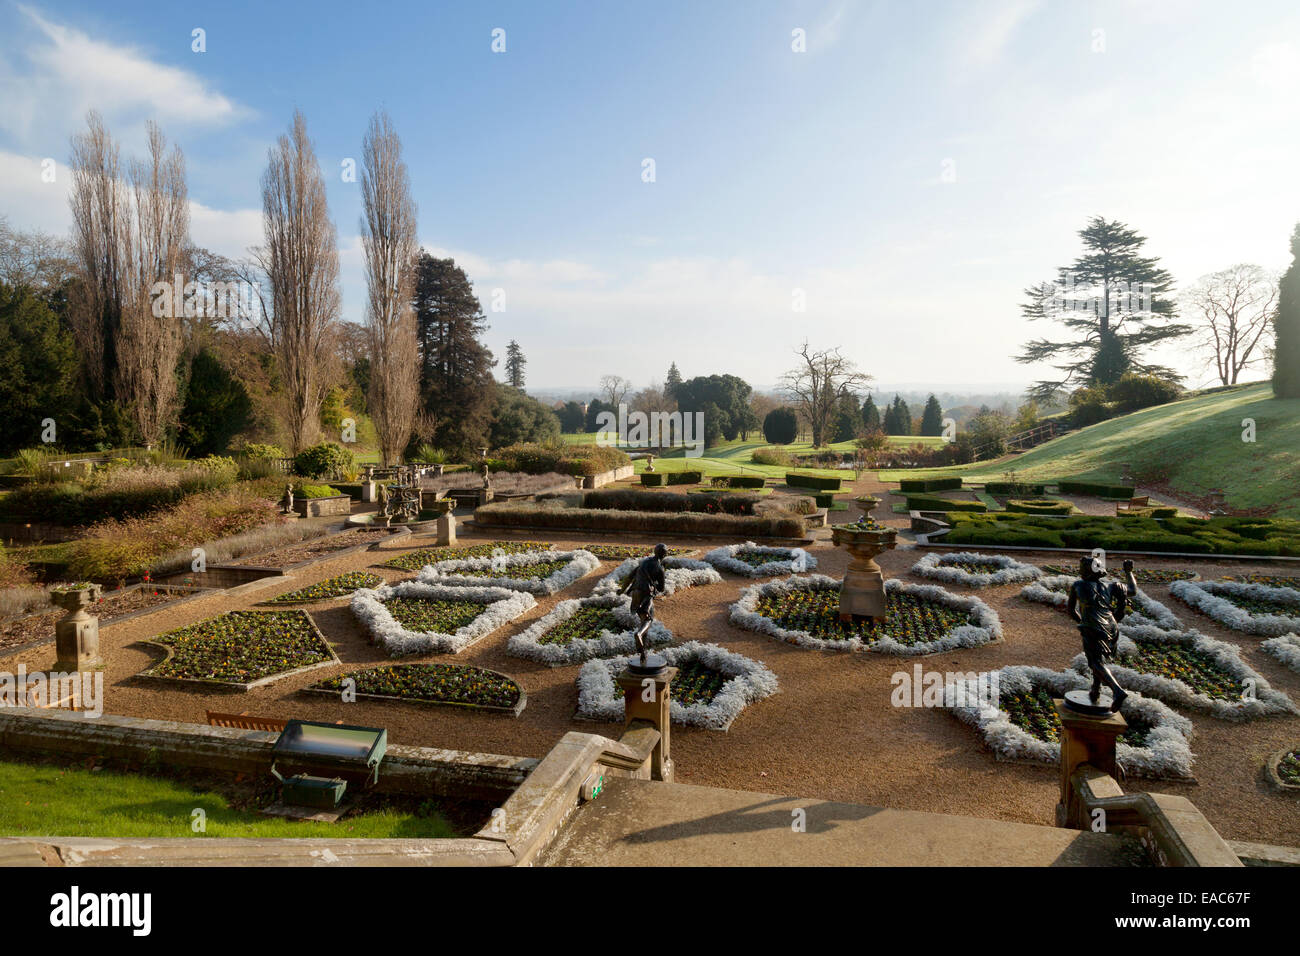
[1066,554,1137,712]
[621,544,668,666]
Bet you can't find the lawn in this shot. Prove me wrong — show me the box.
[0,758,458,839]
[877,383,1300,518]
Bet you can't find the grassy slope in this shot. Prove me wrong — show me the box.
[879,383,1300,517]
[0,759,456,839]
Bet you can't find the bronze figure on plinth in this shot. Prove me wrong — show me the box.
[621,543,668,672]
[1065,554,1138,713]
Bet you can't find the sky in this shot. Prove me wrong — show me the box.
[1,0,1298,395]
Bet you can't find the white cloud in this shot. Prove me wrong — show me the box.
[956,0,1041,70]
[0,4,246,144]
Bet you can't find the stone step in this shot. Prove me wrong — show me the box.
[539,778,1146,867]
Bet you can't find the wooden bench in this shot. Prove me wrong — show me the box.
[1116,495,1149,515]
[205,711,288,733]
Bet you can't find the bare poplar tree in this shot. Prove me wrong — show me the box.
[1184,264,1279,386]
[779,342,872,447]
[117,122,189,445]
[599,374,631,407]
[360,110,419,465]
[258,110,341,453]
[68,111,127,399]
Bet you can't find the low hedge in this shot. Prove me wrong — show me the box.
[941,513,1300,556]
[712,475,765,489]
[785,472,842,491]
[898,477,962,493]
[905,495,987,513]
[1118,506,1178,519]
[495,442,630,476]
[1004,498,1073,516]
[585,489,758,516]
[640,473,667,487]
[665,470,703,485]
[1056,479,1135,500]
[984,481,1048,496]
[473,502,805,538]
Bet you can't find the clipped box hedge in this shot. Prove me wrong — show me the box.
[905,495,988,513]
[941,513,1300,556]
[1056,479,1135,500]
[665,470,703,485]
[898,477,962,493]
[718,475,766,489]
[473,502,805,539]
[983,481,1048,496]
[1004,498,1073,516]
[586,488,759,516]
[640,473,667,487]
[785,472,842,491]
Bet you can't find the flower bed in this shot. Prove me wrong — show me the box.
[591,556,722,597]
[264,571,385,604]
[351,581,535,656]
[580,544,695,560]
[1272,748,1300,788]
[1170,580,1300,636]
[1221,573,1300,589]
[945,665,1195,779]
[730,574,1001,655]
[307,663,525,715]
[1019,576,1184,630]
[911,551,1041,588]
[1261,634,1300,674]
[575,641,778,730]
[506,593,674,665]
[1041,564,1198,585]
[417,548,600,595]
[139,610,337,690]
[1068,623,1296,720]
[380,540,552,571]
[703,542,816,577]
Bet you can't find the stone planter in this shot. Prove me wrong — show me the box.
[854,495,881,516]
[830,526,898,622]
[293,494,353,518]
[51,585,103,671]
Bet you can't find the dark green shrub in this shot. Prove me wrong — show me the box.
[762,407,798,444]
[785,472,842,491]
[640,472,667,487]
[1005,498,1073,516]
[984,481,1048,495]
[665,470,703,485]
[494,442,629,476]
[473,502,805,538]
[1108,373,1182,413]
[1057,479,1135,500]
[295,483,343,499]
[584,489,758,516]
[293,442,357,480]
[899,477,962,492]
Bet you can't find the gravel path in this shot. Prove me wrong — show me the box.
[6,473,1298,847]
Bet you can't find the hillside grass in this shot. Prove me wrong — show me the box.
[879,383,1300,517]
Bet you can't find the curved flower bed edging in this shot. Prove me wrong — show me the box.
[506,592,674,666]
[575,640,778,731]
[303,662,526,716]
[1265,747,1300,792]
[1170,579,1300,636]
[729,574,1002,656]
[416,548,600,596]
[1019,576,1184,631]
[911,551,1041,588]
[351,581,536,656]
[138,609,338,691]
[263,571,385,604]
[946,665,1195,780]
[1261,633,1300,674]
[590,556,723,597]
[1067,623,1297,721]
[379,540,553,571]
[702,542,817,577]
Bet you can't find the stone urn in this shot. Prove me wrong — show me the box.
[51,584,104,671]
[830,524,897,623]
[854,495,881,517]
[645,454,655,472]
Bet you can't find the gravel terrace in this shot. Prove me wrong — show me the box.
[6,476,1298,847]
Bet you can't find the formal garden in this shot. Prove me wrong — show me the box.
[4,449,1300,846]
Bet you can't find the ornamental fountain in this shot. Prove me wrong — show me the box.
[830,495,896,623]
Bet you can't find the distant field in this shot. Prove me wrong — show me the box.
[878,383,1300,518]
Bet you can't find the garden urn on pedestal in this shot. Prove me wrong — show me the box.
[434,499,457,545]
[831,523,897,623]
[645,454,655,472]
[52,585,103,671]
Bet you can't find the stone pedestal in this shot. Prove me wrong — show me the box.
[52,587,103,672]
[1054,699,1127,829]
[476,488,494,508]
[436,513,457,546]
[615,666,677,782]
[831,527,896,622]
[360,480,378,503]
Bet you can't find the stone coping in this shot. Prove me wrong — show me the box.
[1264,747,1300,793]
